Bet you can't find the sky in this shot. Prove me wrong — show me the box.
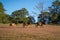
[0,0,54,22]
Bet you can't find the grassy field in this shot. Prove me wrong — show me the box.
[0,24,60,40]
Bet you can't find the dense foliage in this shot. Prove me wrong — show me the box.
[38,0,60,24]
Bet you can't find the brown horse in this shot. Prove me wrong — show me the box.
[23,22,29,28]
[9,23,17,26]
[35,21,44,28]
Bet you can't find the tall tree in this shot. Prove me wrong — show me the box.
[48,0,60,23]
[0,2,10,23]
[11,8,29,23]
[0,2,5,13]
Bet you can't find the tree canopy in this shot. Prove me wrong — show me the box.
[11,8,35,24]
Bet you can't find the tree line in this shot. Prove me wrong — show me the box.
[0,0,60,24]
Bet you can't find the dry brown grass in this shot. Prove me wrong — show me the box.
[0,24,60,40]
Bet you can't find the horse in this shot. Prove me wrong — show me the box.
[9,23,17,26]
[35,21,45,28]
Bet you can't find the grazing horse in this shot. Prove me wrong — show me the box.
[23,22,28,28]
[23,22,26,28]
[23,21,31,28]
[35,22,39,28]
[9,23,17,26]
[35,21,45,28]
